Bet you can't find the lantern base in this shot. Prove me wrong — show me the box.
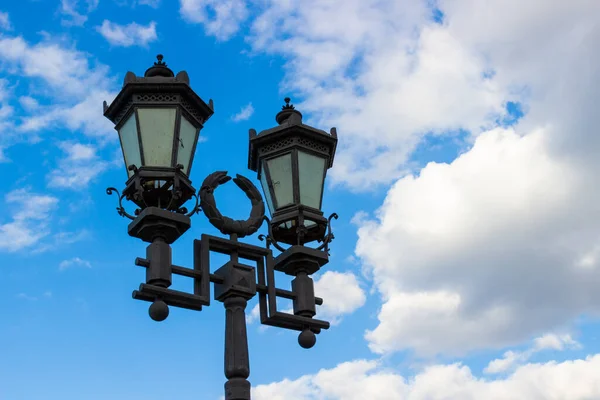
[273,245,329,276]
[270,206,327,245]
[128,207,191,244]
[123,166,196,213]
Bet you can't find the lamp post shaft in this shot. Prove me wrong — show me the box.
[224,296,251,400]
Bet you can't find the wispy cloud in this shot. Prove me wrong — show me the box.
[16,293,38,301]
[179,0,248,41]
[484,333,582,374]
[0,188,58,252]
[47,142,113,190]
[96,20,158,47]
[0,11,11,31]
[231,102,254,122]
[60,0,99,27]
[59,257,92,271]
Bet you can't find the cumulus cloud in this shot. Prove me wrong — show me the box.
[314,271,366,325]
[231,102,254,122]
[357,126,600,356]
[0,188,58,252]
[254,355,600,400]
[97,20,158,47]
[345,0,600,358]
[179,0,249,41]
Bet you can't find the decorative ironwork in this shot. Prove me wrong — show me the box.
[135,93,178,102]
[199,171,265,238]
[258,212,338,255]
[106,187,138,220]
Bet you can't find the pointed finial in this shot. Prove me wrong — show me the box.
[282,97,295,110]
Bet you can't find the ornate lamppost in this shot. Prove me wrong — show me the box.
[105,56,338,400]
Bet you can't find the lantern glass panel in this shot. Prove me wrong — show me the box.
[260,166,275,215]
[266,153,294,209]
[298,150,326,209]
[137,107,177,167]
[176,115,198,175]
[118,113,142,178]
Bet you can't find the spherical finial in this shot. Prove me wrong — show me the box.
[284,97,291,104]
[149,299,169,321]
[156,54,165,65]
[298,328,316,349]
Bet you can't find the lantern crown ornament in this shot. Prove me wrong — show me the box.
[103,55,214,219]
[248,98,338,246]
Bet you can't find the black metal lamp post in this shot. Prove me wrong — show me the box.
[105,56,338,400]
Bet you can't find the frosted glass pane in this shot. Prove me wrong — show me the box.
[298,151,325,209]
[266,154,294,209]
[138,108,176,167]
[176,116,198,175]
[118,114,142,178]
[260,165,275,215]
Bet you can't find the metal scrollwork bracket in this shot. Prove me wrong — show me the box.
[106,187,138,220]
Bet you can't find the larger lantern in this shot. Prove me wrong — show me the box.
[103,55,214,212]
[248,98,337,245]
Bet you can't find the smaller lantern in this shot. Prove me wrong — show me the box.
[103,55,214,212]
[248,98,337,245]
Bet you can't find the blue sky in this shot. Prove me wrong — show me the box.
[2,1,600,399]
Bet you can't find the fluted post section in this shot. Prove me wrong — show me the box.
[224,296,251,400]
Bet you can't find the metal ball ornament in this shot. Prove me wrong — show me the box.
[298,328,316,349]
[149,299,169,321]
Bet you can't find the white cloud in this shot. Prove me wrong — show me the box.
[179,0,249,41]
[533,333,581,352]
[231,102,254,122]
[246,303,260,324]
[244,0,511,191]
[254,355,600,400]
[356,126,600,356]
[484,334,581,374]
[0,11,11,31]
[47,142,113,190]
[0,188,58,252]
[97,20,158,47]
[59,257,92,271]
[314,271,366,325]
[18,96,39,111]
[17,293,38,301]
[0,34,117,140]
[61,0,99,27]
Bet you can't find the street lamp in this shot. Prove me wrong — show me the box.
[105,56,339,400]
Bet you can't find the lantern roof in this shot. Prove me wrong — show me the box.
[103,54,214,128]
[248,98,338,171]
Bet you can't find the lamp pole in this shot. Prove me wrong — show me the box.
[105,55,338,400]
